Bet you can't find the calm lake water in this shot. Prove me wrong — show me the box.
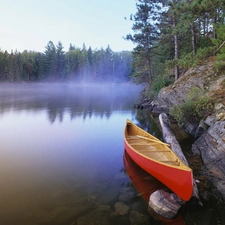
[0,83,224,225]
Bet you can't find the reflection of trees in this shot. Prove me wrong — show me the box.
[0,84,140,123]
[135,109,162,140]
[48,108,65,123]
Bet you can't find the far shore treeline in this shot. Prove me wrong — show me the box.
[0,42,132,82]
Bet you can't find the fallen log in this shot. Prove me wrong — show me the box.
[158,113,202,205]
[148,113,203,219]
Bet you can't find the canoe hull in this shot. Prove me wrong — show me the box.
[124,151,186,224]
[124,120,193,201]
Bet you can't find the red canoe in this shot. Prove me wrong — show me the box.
[124,119,193,201]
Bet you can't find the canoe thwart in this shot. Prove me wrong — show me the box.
[136,135,170,146]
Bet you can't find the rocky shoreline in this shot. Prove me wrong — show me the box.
[142,59,225,202]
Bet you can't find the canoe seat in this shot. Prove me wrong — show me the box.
[126,136,139,139]
[140,149,171,152]
[160,160,180,166]
[156,150,171,152]
[131,143,157,146]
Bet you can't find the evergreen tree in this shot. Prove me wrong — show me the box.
[44,41,57,79]
[87,47,93,67]
[69,43,75,51]
[164,0,181,80]
[0,51,4,80]
[56,41,65,79]
[65,48,81,79]
[125,0,161,84]
[79,43,88,79]
[104,45,113,80]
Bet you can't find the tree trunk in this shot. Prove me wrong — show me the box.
[173,19,179,81]
[147,48,152,84]
[191,23,197,56]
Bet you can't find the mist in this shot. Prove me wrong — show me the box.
[0,82,141,123]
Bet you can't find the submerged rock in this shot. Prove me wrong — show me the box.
[96,188,120,205]
[114,202,129,215]
[119,191,136,203]
[39,206,89,225]
[129,210,150,225]
[77,205,112,225]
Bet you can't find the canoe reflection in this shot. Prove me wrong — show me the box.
[123,150,186,225]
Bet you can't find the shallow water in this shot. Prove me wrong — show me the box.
[0,83,149,225]
[0,83,224,225]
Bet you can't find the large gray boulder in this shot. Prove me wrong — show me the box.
[192,114,225,199]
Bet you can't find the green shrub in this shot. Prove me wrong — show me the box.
[170,88,214,127]
[170,105,185,127]
[141,74,173,99]
[214,60,225,73]
[195,46,216,60]
[212,24,225,72]
[151,74,173,97]
[177,52,196,68]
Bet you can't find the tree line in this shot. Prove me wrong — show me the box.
[125,0,225,97]
[0,42,132,82]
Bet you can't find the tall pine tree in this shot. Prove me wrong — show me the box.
[125,0,161,85]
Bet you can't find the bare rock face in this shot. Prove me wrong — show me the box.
[150,60,225,200]
[192,114,225,199]
[151,61,217,121]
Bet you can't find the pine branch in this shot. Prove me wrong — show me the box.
[210,40,225,56]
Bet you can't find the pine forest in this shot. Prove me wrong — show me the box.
[0,42,132,82]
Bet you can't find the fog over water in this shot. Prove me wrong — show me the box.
[0,83,141,122]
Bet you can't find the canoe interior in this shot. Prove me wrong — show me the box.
[125,120,185,168]
[124,119,193,201]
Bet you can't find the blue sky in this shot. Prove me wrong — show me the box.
[0,0,137,53]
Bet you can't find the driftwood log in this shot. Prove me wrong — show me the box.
[158,113,202,205]
[148,113,202,219]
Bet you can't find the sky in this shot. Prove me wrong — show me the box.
[0,0,137,53]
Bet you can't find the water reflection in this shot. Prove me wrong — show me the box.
[0,83,140,123]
